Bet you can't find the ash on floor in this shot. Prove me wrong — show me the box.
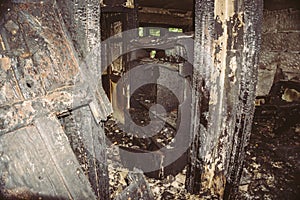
[105,116,199,199]
[106,146,198,200]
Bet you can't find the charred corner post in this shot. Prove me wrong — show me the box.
[186,0,263,199]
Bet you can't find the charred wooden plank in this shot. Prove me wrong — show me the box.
[0,84,93,135]
[0,2,79,97]
[57,0,113,123]
[0,115,97,200]
[57,1,112,199]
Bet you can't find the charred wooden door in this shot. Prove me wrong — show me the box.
[186,0,263,199]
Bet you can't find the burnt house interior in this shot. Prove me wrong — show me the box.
[0,0,299,199]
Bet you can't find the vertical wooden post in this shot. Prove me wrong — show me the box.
[186,0,263,199]
[57,1,111,199]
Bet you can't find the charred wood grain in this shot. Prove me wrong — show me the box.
[1,1,112,199]
[0,85,92,135]
[0,115,97,200]
[0,2,79,96]
[57,1,112,199]
[186,0,263,199]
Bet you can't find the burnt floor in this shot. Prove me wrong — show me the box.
[104,84,300,199]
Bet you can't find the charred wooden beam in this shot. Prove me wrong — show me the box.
[186,0,263,199]
[138,7,193,28]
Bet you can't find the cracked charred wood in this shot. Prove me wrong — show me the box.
[0,115,97,200]
[58,1,113,199]
[0,85,93,135]
[114,168,154,200]
[0,0,112,199]
[186,0,263,199]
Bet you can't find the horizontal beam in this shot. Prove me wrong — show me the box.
[138,7,193,27]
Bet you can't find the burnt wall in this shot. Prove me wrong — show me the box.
[256,6,300,96]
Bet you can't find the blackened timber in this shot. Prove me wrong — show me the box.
[58,1,113,199]
[138,7,193,28]
[101,6,135,13]
[186,0,263,199]
[185,0,214,195]
[0,115,97,200]
[1,1,112,199]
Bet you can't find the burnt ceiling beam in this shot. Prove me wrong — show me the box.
[138,7,193,28]
[138,0,194,11]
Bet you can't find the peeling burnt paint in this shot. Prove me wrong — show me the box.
[226,13,244,51]
[214,16,224,40]
[186,0,263,199]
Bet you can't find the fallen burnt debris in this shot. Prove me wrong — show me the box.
[237,119,300,199]
[254,81,300,133]
[105,79,300,200]
[114,169,155,200]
